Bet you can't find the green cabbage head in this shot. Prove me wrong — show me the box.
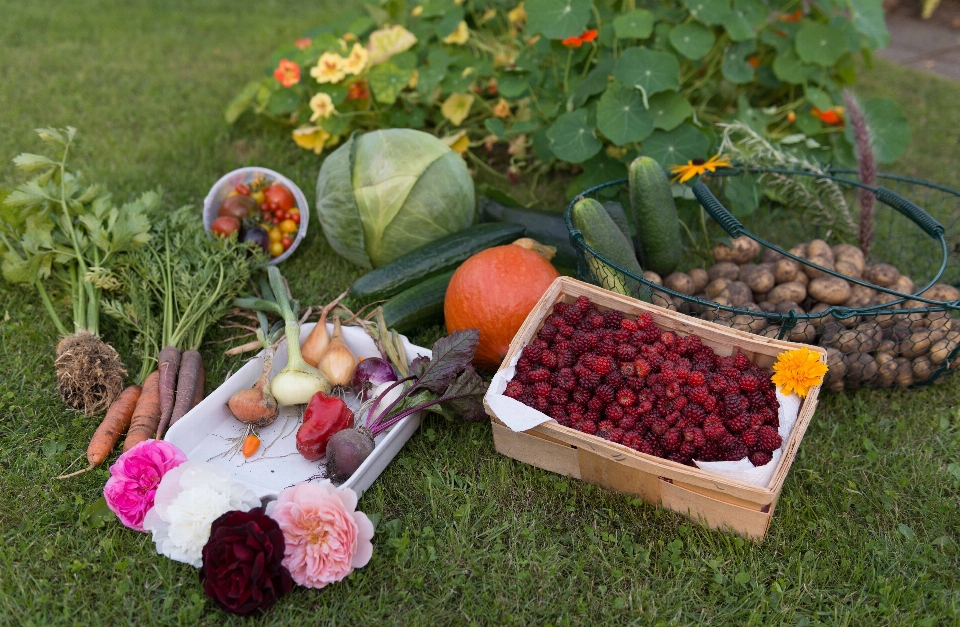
[315,129,475,269]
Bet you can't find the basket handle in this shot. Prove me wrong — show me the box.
[692,182,743,238]
[874,187,945,238]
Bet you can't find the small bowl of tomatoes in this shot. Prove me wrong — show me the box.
[203,167,308,264]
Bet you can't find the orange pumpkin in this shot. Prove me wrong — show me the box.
[445,245,559,371]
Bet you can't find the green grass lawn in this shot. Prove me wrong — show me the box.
[2,2,959,624]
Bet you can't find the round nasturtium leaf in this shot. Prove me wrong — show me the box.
[613,9,655,39]
[525,0,592,39]
[721,40,757,84]
[723,0,765,41]
[804,86,833,111]
[669,22,716,60]
[368,62,414,105]
[597,81,655,146]
[648,91,693,131]
[849,0,889,49]
[795,23,848,66]
[546,109,602,163]
[773,48,815,84]
[613,48,680,98]
[639,124,711,170]
[683,0,731,26]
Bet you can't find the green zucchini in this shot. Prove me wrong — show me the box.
[628,156,682,276]
[571,198,649,301]
[380,270,454,333]
[350,222,524,305]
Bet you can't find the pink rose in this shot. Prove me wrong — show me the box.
[266,482,374,589]
[103,439,188,531]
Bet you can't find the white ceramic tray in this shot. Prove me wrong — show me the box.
[165,323,430,500]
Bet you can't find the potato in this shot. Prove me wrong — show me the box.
[809,276,852,305]
[836,324,880,353]
[824,348,846,388]
[739,264,776,295]
[793,270,809,287]
[708,262,740,281]
[888,324,912,345]
[913,355,935,383]
[844,352,879,386]
[895,357,914,387]
[806,239,834,263]
[771,258,797,284]
[930,338,959,364]
[651,292,673,308]
[719,281,753,307]
[892,275,914,295]
[834,259,862,279]
[804,255,835,280]
[775,300,805,315]
[832,244,864,270]
[643,270,663,286]
[664,272,695,295]
[761,247,783,263]
[788,242,808,259]
[877,339,897,354]
[789,320,817,343]
[758,301,777,313]
[875,353,898,387]
[740,301,761,312]
[689,268,709,294]
[754,292,768,302]
[731,314,761,332]
[768,281,807,305]
[863,263,900,287]
[759,325,782,338]
[869,291,899,307]
[712,236,760,264]
[706,278,731,299]
[820,322,844,348]
[845,283,876,309]
[905,283,960,309]
[900,328,938,358]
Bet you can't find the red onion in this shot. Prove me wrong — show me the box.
[352,357,398,399]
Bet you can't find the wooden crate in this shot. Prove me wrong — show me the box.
[484,277,824,541]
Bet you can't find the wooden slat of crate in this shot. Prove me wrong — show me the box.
[485,277,825,540]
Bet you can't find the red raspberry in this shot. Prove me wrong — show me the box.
[553,301,571,315]
[589,313,606,328]
[688,385,709,406]
[704,422,728,441]
[516,356,532,372]
[698,441,721,461]
[651,419,669,436]
[738,374,759,393]
[722,441,748,461]
[522,344,542,362]
[757,426,782,452]
[636,312,654,328]
[592,355,614,376]
[734,351,752,371]
[602,310,624,329]
[597,338,617,356]
[597,419,615,432]
[594,384,615,404]
[621,319,639,332]
[616,388,636,407]
[587,396,604,411]
[533,338,549,350]
[702,395,718,411]
[616,344,637,362]
[725,415,748,433]
[612,329,629,344]
[532,382,551,397]
[749,451,773,466]
[622,431,640,448]
[528,368,551,383]
[555,368,576,391]
[722,393,746,417]
[624,405,642,419]
[579,420,598,435]
[538,324,558,342]
[578,371,601,390]
[504,381,525,399]
[686,371,706,387]
[539,350,557,370]
[566,401,584,416]
[605,428,625,444]
[673,396,688,411]
[572,388,591,404]
[684,427,706,447]
[558,324,575,338]
[679,441,697,457]
[549,388,569,405]
[605,403,624,422]
[661,428,682,452]
[748,413,765,429]
[637,439,656,455]
[634,358,651,378]
[563,305,584,325]
[719,366,740,381]
[660,331,677,347]
[571,333,593,355]
[620,361,636,377]
[665,381,681,399]
[574,296,592,311]
[741,428,760,448]
[534,396,550,412]
[618,417,637,431]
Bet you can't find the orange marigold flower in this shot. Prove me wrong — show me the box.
[347,81,369,100]
[811,106,845,126]
[771,347,828,398]
[273,59,301,88]
[747,55,761,68]
[295,37,312,50]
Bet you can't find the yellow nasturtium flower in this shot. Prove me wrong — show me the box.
[492,98,511,118]
[292,126,331,154]
[480,8,497,23]
[310,52,347,84]
[442,21,470,45]
[309,92,336,121]
[508,2,527,24]
[441,93,475,126]
[342,43,368,75]
[442,130,470,155]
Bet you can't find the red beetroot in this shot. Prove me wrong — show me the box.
[296,392,353,461]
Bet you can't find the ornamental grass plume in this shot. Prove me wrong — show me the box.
[842,90,877,257]
[771,347,828,398]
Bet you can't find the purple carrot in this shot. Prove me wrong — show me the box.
[167,350,203,430]
[155,346,181,438]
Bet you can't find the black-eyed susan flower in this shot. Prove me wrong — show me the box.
[669,154,732,183]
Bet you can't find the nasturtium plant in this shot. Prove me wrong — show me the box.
[227,0,906,199]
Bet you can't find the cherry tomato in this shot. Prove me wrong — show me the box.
[281,236,293,249]
[275,209,287,221]
[211,216,241,237]
[235,184,251,196]
[269,241,285,257]
[290,212,301,225]
[264,184,296,211]
[268,227,283,243]
[280,219,298,235]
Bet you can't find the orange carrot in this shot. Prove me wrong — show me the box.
[242,434,261,457]
[57,384,142,479]
[169,350,202,426]
[155,346,181,439]
[123,370,161,452]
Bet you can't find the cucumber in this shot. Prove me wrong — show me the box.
[478,197,577,267]
[601,201,635,249]
[571,198,649,301]
[380,270,454,333]
[628,156,682,276]
[350,222,524,305]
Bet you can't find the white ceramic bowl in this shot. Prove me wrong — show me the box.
[203,166,309,265]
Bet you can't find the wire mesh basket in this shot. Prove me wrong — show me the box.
[565,167,960,391]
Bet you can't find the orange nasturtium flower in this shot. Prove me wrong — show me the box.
[779,9,803,21]
[811,106,845,126]
[747,55,761,68]
[669,154,732,183]
[787,111,797,123]
[561,29,598,48]
[273,59,301,88]
[295,37,312,50]
[347,80,370,100]
[771,347,828,398]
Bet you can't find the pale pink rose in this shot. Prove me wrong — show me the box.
[103,440,188,532]
[266,481,374,589]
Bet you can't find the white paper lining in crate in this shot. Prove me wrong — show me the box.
[485,350,801,488]
[165,323,431,501]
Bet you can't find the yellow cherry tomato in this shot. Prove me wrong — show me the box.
[288,207,300,215]
[269,241,285,257]
[268,227,283,243]
[252,190,266,205]
[279,219,298,235]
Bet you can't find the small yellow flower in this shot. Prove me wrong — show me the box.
[441,92,474,126]
[408,69,419,89]
[292,126,331,154]
[480,8,497,23]
[411,5,423,16]
[442,130,470,155]
[342,43,368,76]
[508,2,527,24]
[493,49,518,68]
[443,21,470,45]
[367,25,418,65]
[492,98,511,118]
[310,53,346,84]
[309,92,336,121]
[771,347,828,398]
[668,154,732,183]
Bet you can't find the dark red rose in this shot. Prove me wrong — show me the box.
[200,508,293,617]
